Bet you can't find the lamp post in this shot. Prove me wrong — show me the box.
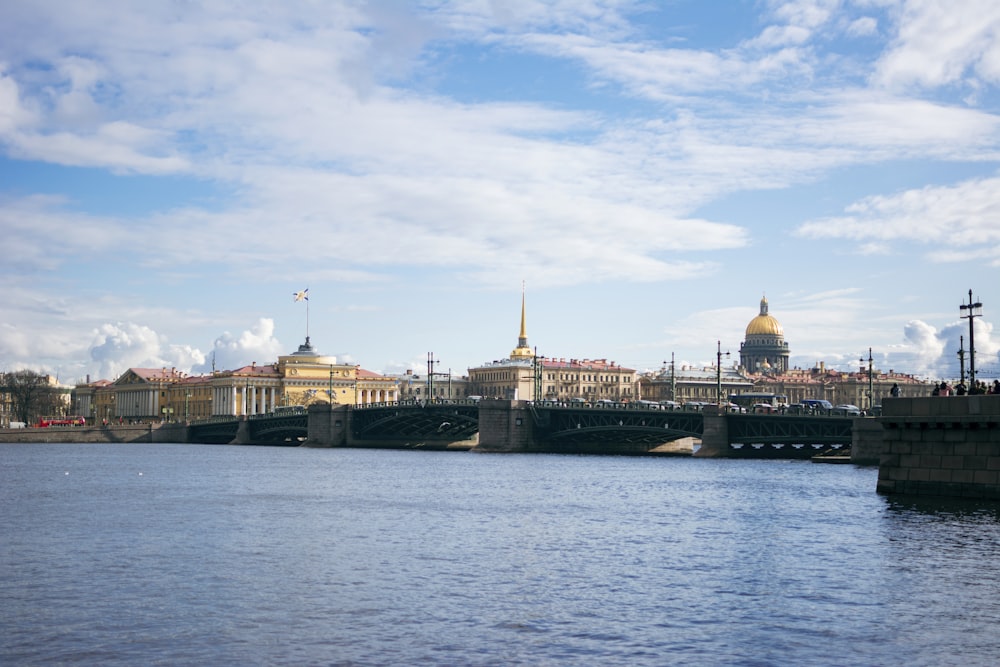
[427,352,439,402]
[533,349,544,402]
[670,353,676,402]
[185,392,191,422]
[716,341,730,406]
[329,364,334,411]
[859,348,873,411]
[960,290,982,388]
[957,336,966,387]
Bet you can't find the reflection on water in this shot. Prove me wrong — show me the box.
[2,444,1000,666]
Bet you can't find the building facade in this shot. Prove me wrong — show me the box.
[72,337,399,421]
[639,364,753,405]
[467,290,635,401]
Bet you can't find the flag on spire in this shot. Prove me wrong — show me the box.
[293,288,309,302]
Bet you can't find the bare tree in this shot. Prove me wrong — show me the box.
[2,371,63,425]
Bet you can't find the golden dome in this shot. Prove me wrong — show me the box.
[745,296,784,337]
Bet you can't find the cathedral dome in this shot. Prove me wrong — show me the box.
[745,297,784,337]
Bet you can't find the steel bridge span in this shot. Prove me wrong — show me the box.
[186,400,856,457]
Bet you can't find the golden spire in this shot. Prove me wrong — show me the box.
[511,281,532,358]
[518,281,527,345]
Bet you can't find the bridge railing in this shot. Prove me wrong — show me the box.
[189,414,243,426]
[354,398,483,409]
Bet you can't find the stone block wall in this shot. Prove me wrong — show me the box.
[693,407,728,458]
[474,399,535,452]
[305,404,348,447]
[851,418,884,465]
[877,396,1000,498]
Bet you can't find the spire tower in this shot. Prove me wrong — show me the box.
[511,282,533,359]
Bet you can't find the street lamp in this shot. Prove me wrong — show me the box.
[960,290,983,388]
[859,348,873,411]
[329,364,334,411]
[533,348,544,402]
[185,392,191,422]
[427,352,439,402]
[957,335,966,387]
[716,341,730,406]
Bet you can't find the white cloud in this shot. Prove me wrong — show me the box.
[195,318,284,374]
[795,176,1000,265]
[846,16,878,38]
[88,322,205,380]
[873,0,1000,90]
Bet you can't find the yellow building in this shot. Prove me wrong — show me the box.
[74,337,398,421]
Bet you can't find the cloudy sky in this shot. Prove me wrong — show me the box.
[2,0,999,384]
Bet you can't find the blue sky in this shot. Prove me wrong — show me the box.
[2,0,999,384]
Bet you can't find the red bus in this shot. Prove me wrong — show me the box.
[36,416,86,427]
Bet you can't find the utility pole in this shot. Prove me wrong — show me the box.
[960,290,983,388]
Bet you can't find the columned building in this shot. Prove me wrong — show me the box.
[76,336,399,421]
[740,296,790,374]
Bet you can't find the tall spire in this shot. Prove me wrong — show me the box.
[511,281,532,359]
[518,281,528,347]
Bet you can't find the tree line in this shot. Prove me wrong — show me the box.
[2,370,68,426]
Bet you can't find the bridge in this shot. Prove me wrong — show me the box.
[188,410,309,446]
[518,401,851,457]
[182,399,855,457]
[187,400,482,448]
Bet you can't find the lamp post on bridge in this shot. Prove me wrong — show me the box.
[533,348,547,402]
[859,348,873,412]
[960,290,983,388]
[957,336,966,388]
[716,341,730,407]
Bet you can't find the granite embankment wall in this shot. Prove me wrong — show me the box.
[0,422,189,444]
[877,395,1000,499]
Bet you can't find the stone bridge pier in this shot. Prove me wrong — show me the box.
[304,404,349,447]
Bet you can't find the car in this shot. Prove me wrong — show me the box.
[832,404,862,416]
[800,399,834,412]
[658,400,681,410]
[751,403,776,414]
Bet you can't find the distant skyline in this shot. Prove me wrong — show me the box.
[1,1,998,384]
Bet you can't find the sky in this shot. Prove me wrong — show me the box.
[2,0,999,385]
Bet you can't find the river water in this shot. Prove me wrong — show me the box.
[2,443,1000,666]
